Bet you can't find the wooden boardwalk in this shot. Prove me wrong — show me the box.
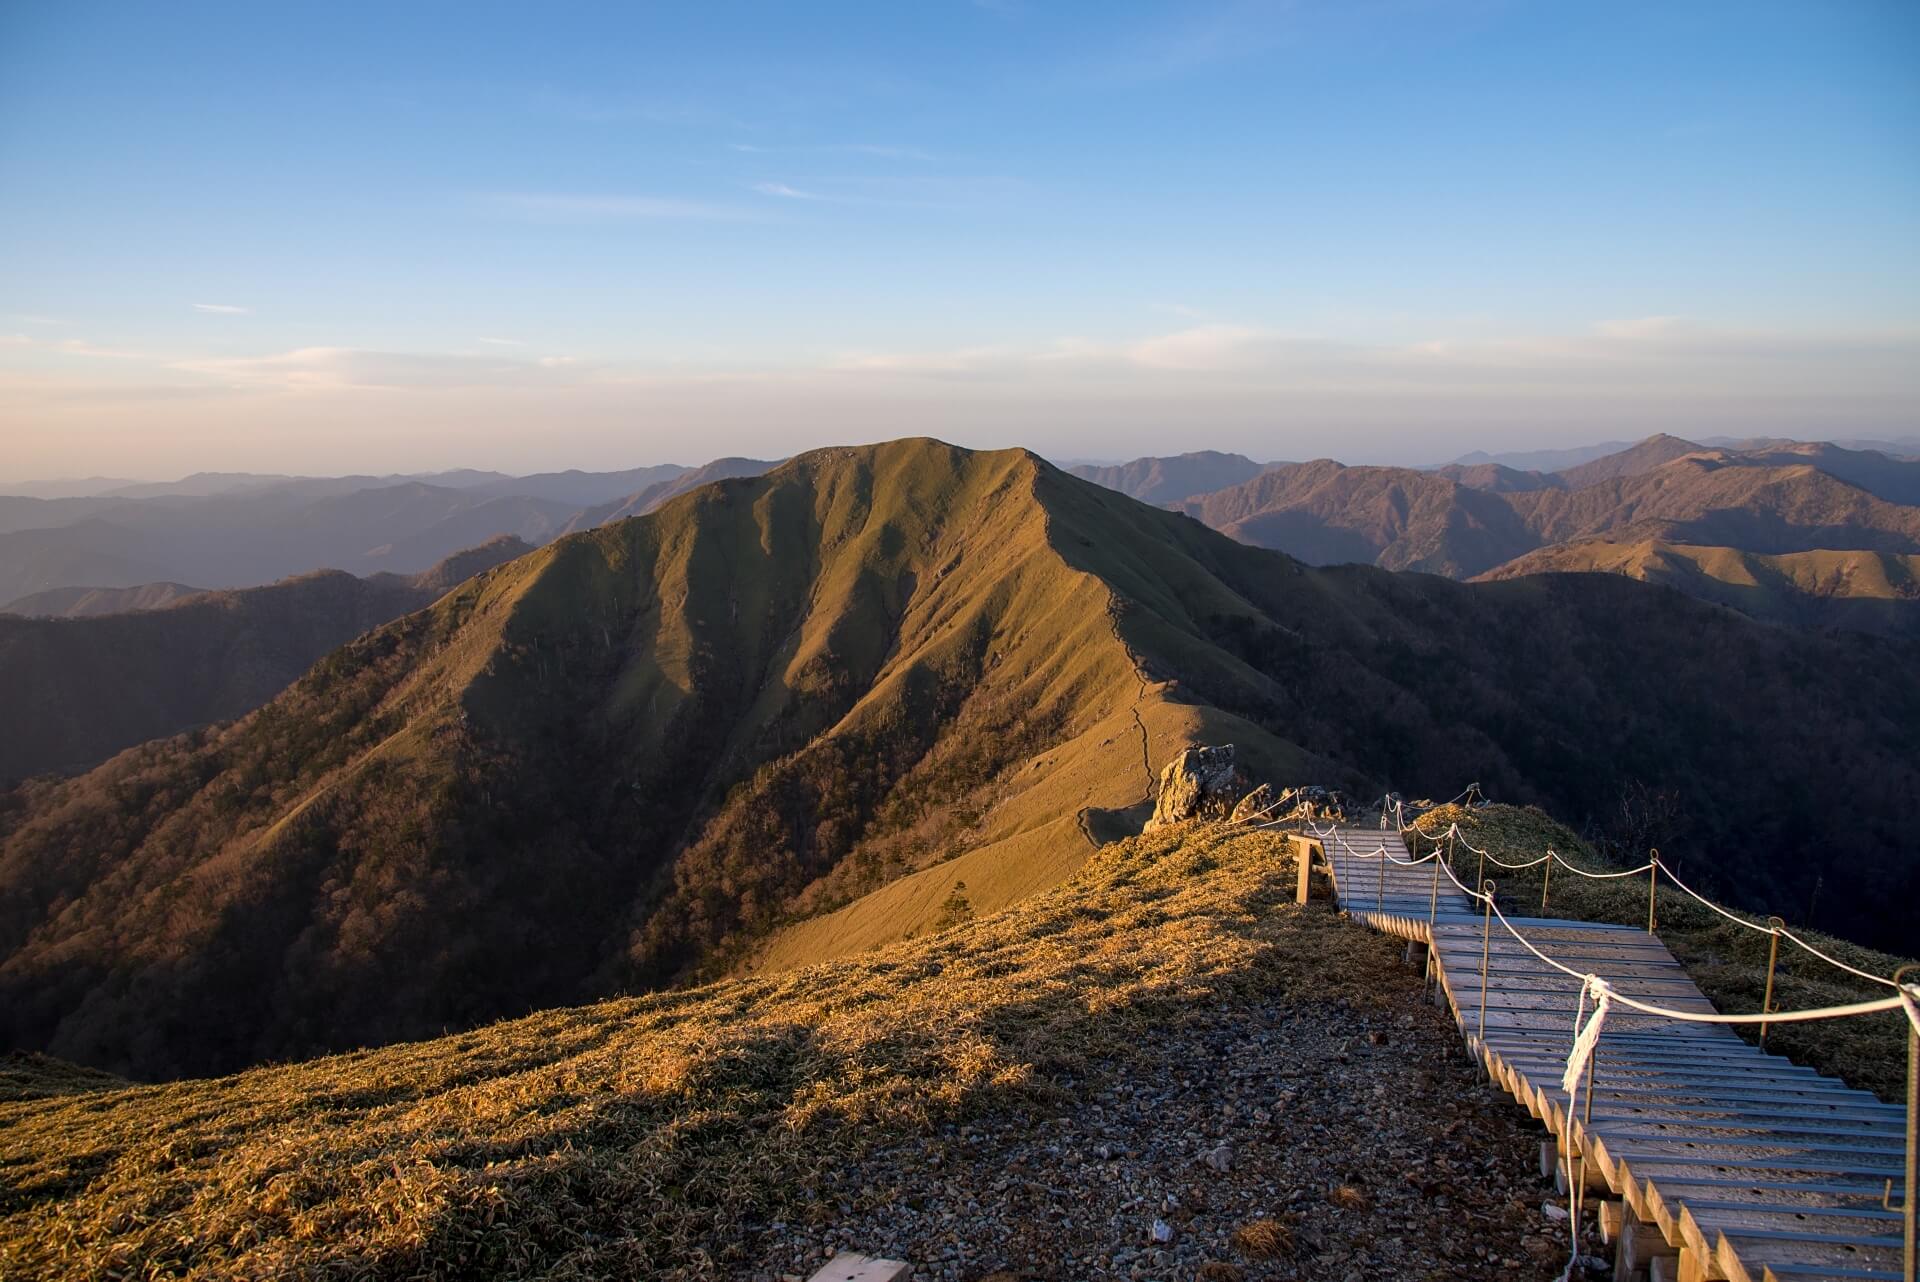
[1310,823,1911,1282]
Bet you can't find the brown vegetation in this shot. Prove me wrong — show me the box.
[0,826,1453,1280]
[3,439,1917,1083]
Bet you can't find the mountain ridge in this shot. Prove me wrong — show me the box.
[2,439,1917,1083]
[0,536,533,782]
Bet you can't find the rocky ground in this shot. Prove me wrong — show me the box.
[746,965,1574,1282]
[3,824,1594,1282]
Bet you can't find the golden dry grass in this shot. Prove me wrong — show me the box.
[1228,1216,1294,1260]
[1407,803,1917,1101]
[0,824,1409,1281]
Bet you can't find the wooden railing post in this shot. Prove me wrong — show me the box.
[1541,852,1553,913]
[1477,880,1497,1044]
[1294,836,1314,905]
[1759,917,1784,1047]
[1377,843,1386,910]
[1574,1024,1600,1234]
[1647,850,1659,935]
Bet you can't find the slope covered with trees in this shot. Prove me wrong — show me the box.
[0,537,532,782]
[1,439,1915,1081]
[1478,539,1920,635]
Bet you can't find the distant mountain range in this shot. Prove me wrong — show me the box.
[3,580,209,619]
[3,440,1915,1081]
[1068,433,1920,635]
[0,461,761,605]
[0,536,531,783]
[1067,450,1275,504]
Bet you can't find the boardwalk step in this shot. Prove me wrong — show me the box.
[1309,822,1911,1282]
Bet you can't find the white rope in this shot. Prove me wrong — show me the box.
[1560,975,1612,1094]
[1551,851,1655,879]
[1900,985,1920,1038]
[1311,817,1908,1015]
[1479,895,1908,1025]
[1650,859,1900,988]
[1651,857,1783,936]
[1777,928,1906,991]
[1415,817,1903,991]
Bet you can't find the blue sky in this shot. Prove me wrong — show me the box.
[2,0,1916,478]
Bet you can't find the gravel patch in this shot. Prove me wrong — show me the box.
[744,962,1569,1281]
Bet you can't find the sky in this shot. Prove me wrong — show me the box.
[2,0,1917,480]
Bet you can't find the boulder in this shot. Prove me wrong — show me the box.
[1229,783,1277,824]
[1268,785,1354,824]
[1145,745,1247,830]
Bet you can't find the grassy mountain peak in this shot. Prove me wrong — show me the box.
[3,437,1917,1083]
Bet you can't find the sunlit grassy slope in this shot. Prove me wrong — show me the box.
[0,440,1347,1078]
[0,825,1407,1282]
[5,438,1919,1084]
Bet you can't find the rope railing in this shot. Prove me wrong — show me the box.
[1309,797,1917,1281]
[1396,811,1909,994]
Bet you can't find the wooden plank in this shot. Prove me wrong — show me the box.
[1311,825,1912,1282]
[1645,1182,1906,1214]
[1683,1203,1899,1241]
[1712,1230,1903,1282]
[807,1252,912,1282]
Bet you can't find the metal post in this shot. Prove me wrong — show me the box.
[1541,852,1553,913]
[1759,917,1785,1048]
[1647,850,1659,935]
[1476,838,1485,898]
[1477,880,1497,1044]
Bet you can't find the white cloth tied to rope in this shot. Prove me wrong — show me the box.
[1562,975,1612,1094]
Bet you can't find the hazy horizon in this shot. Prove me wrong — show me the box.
[4,1,1916,478]
[12,425,1920,492]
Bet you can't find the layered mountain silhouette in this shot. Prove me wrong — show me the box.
[2,439,1915,1080]
[1478,539,1920,635]
[2,580,207,619]
[1151,438,1920,634]
[1067,450,1273,504]
[560,457,778,532]
[0,482,576,604]
[0,536,531,783]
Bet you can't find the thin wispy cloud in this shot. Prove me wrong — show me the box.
[173,346,604,392]
[479,192,764,223]
[0,332,161,361]
[729,142,933,161]
[743,173,1024,210]
[193,303,251,315]
[752,182,826,201]
[477,337,526,347]
[9,314,68,327]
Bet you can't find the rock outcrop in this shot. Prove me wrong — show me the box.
[1145,745,1248,829]
[1228,783,1277,824]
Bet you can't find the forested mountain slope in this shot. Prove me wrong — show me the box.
[0,537,531,782]
[2,439,1915,1081]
